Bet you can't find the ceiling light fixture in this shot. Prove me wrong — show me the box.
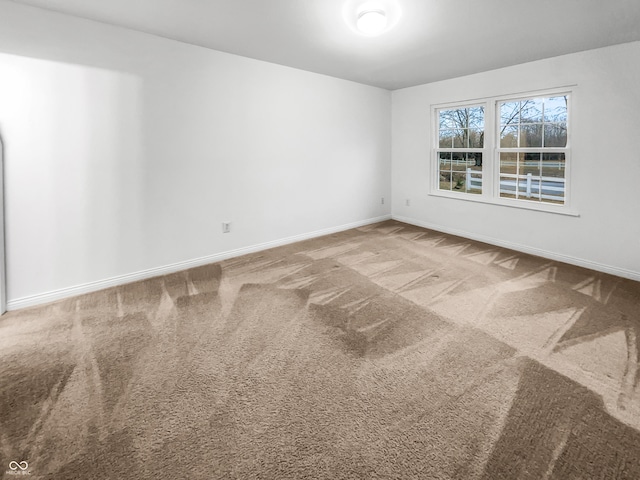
[356,9,387,35]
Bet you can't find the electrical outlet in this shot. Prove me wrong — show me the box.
[406,199,411,206]
[222,222,231,233]
[381,197,385,205]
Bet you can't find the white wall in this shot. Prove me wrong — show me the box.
[392,41,640,280]
[0,2,391,308]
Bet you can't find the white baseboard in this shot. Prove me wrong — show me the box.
[392,214,640,282]
[8,214,392,311]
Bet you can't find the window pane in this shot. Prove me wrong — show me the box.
[540,180,565,203]
[439,151,452,170]
[451,152,466,171]
[500,152,518,175]
[521,152,541,176]
[501,101,520,126]
[453,129,466,148]
[439,172,452,190]
[469,128,484,148]
[499,176,517,199]
[544,96,568,122]
[451,171,466,191]
[520,98,543,123]
[516,176,529,197]
[439,110,457,129]
[467,173,482,194]
[540,154,565,203]
[468,107,484,128]
[439,129,455,148]
[520,124,543,147]
[438,152,452,191]
[467,152,483,169]
[541,191,564,204]
[453,109,468,129]
[465,154,483,194]
[529,177,542,200]
[541,153,566,179]
[500,125,519,147]
[544,123,567,147]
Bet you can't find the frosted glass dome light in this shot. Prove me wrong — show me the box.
[357,9,387,35]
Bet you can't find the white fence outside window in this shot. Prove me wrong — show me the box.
[464,168,564,201]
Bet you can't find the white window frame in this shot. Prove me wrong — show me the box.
[430,86,577,216]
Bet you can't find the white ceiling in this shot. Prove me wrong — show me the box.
[8,0,640,90]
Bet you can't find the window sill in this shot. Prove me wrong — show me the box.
[428,190,580,217]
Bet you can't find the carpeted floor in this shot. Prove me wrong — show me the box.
[1,220,639,479]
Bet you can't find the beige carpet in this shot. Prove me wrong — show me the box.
[1,220,639,479]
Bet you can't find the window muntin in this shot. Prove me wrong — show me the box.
[436,106,484,195]
[497,95,568,205]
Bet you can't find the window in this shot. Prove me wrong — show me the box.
[436,106,484,194]
[498,96,568,204]
[432,89,571,212]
